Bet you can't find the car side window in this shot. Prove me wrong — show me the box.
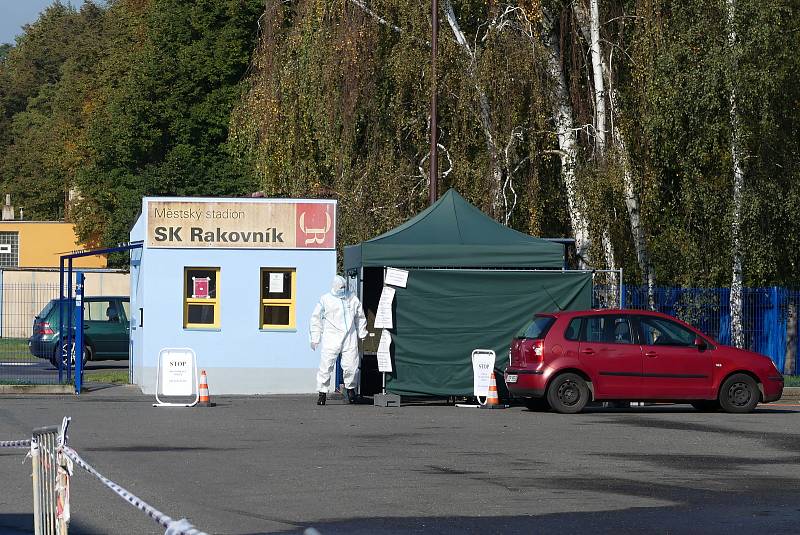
[564,318,582,341]
[120,300,130,322]
[582,316,635,344]
[639,317,696,347]
[584,317,606,342]
[84,300,116,322]
[611,317,634,344]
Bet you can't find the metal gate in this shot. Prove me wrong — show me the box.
[58,242,143,393]
[591,269,624,309]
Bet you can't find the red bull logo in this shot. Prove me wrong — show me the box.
[296,203,335,248]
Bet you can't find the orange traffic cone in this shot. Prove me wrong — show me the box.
[480,372,507,409]
[197,370,215,407]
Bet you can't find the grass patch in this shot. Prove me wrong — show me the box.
[84,370,128,384]
[783,375,800,387]
[0,338,29,350]
[0,379,39,385]
[0,338,36,362]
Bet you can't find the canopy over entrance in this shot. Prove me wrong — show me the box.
[344,189,564,269]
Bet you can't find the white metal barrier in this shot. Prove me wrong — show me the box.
[1,417,207,535]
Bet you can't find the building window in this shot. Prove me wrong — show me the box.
[261,268,296,329]
[0,231,19,267]
[184,267,220,329]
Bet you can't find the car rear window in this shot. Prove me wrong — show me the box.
[41,299,72,320]
[516,316,555,339]
[37,300,56,319]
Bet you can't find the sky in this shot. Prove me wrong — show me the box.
[0,1,88,45]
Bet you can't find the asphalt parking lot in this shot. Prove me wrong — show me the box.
[2,388,800,534]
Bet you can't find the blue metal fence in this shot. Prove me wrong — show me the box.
[593,286,800,375]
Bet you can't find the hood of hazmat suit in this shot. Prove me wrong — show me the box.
[331,275,347,298]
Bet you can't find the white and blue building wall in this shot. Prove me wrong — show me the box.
[129,197,336,395]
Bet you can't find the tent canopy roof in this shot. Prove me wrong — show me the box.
[344,189,564,268]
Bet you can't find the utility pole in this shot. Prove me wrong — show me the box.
[429,0,438,206]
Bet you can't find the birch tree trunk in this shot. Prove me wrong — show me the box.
[575,1,654,296]
[785,302,797,375]
[441,0,504,218]
[726,0,745,349]
[588,0,613,270]
[607,70,655,307]
[589,0,606,154]
[543,12,591,268]
[602,227,618,304]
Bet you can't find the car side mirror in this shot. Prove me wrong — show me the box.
[694,337,707,351]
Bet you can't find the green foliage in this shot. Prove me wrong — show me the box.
[629,0,800,286]
[231,0,568,249]
[0,0,263,259]
[0,2,106,220]
[73,0,263,252]
[0,0,797,288]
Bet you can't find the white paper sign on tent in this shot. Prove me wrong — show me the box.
[384,268,408,288]
[471,350,496,399]
[377,329,393,372]
[374,286,395,329]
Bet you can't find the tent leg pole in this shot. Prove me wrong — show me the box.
[374,371,399,407]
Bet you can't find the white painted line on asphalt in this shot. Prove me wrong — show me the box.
[0,362,40,366]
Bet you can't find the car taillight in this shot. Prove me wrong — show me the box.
[35,322,54,335]
[513,338,544,368]
[529,339,544,365]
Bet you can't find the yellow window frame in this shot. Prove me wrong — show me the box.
[184,267,220,329]
[260,268,296,329]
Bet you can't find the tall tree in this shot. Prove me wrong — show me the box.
[726,0,745,348]
[541,7,591,268]
[73,0,263,252]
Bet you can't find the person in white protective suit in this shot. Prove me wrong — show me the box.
[310,275,368,405]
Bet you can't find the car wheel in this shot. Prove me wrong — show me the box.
[57,342,90,369]
[718,374,760,413]
[524,397,550,411]
[691,400,721,412]
[546,373,590,414]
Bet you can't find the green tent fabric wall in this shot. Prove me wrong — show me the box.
[386,270,592,396]
[344,189,564,269]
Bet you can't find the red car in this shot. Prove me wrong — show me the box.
[504,309,784,414]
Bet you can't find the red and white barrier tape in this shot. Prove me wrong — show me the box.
[62,445,208,535]
[0,439,31,448]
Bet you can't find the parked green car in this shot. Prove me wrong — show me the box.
[28,296,130,368]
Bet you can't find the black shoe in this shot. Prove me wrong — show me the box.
[317,393,326,406]
[346,389,357,404]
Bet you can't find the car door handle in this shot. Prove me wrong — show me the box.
[581,348,595,355]
[83,325,90,330]
[644,351,657,358]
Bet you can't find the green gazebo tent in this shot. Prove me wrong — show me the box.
[344,189,591,396]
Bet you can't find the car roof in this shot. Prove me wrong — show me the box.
[50,296,129,301]
[541,309,681,321]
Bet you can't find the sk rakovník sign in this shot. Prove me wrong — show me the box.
[146,200,335,249]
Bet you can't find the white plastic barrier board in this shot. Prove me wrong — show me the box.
[153,348,199,407]
[472,349,496,401]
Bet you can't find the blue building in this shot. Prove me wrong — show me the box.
[129,197,336,394]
